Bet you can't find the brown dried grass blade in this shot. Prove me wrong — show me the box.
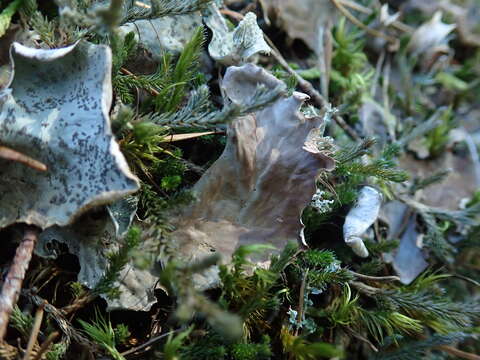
[0,146,47,172]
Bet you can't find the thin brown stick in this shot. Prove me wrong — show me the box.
[452,273,480,287]
[330,114,361,141]
[31,331,60,360]
[294,269,309,336]
[0,226,40,340]
[121,330,178,357]
[346,328,378,352]
[330,0,398,46]
[23,302,45,360]
[338,0,414,34]
[348,280,381,296]
[61,293,95,316]
[134,0,150,9]
[348,270,400,282]
[338,0,370,14]
[220,8,243,21]
[0,146,47,172]
[417,333,480,360]
[120,67,160,97]
[27,292,92,346]
[436,345,480,360]
[162,131,220,143]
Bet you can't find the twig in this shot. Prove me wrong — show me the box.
[120,67,160,97]
[134,0,150,9]
[121,330,178,357]
[0,145,47,172]
[0,226,41,340]
[452,273,480,287]
[417,333,480,360]
[32,331,60,360]
[61,293,95,316]
[346,328,378,352]
[348,270,400,282]
[220,7,362,141]
[338,0,370,14]
[23,302,46,360]
[162,131,221,143]
[220,8,243,21]
[295,269,309,336]
[330,0,399,46]
[348,280,381,296]
[436,345,480,360]
[338,0,414,33]
[27,291,92,346]
[330,114,361,141]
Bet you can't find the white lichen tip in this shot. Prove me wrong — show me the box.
[343,186,383,258]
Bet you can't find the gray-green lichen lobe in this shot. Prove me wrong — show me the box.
[0,41,139,230]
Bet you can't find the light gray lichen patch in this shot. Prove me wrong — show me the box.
[0,41,139,230]
[36,208,158,311]
[204,4,270,65]
[343,186,383,258]
[119,13,203,59]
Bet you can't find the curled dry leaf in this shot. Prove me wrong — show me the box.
[169,64,335,287]
[400,151,477,210]
[379,200,429,284]
[391,217,428,285]
[0,41,139,230]
[260,0,336,55]
[343,186,383,258]
[204,4,270,65]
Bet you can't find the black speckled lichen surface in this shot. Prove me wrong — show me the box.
[0,41,139,229]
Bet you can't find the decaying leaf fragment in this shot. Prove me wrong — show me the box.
[343,186,383,258]
[260,0,336,55]
[400,151,478,210]
[204,4,270,65]
[391,217,428,285]
[0,41,139,229]
[170,64,335,286]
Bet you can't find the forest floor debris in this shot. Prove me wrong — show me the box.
[0,0,479,359]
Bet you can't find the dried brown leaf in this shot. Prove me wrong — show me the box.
[169,64,335,286]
